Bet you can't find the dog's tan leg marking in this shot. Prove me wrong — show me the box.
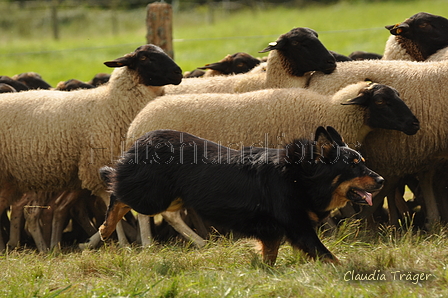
[99,201,131,241]
[260,238,282,266]
[165,198,183,212]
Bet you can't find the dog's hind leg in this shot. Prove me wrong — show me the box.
[161,210,206,248]
[184,208,210,239]
[259,238,282,266]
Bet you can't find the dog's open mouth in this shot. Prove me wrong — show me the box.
[348,188,375,206]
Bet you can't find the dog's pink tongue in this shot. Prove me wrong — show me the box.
[356,190,373,206]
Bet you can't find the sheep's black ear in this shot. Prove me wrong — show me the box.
[259,39,287,53]
[314,126,334,161]
[104,56,134,68]
[341,83,375,106]
[386,23,409,35]
[341,93,368,106]
[197,61,226,71]
[325,126,345,147]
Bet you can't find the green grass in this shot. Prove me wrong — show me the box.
[2,0,448,85]
[1,221,447,297]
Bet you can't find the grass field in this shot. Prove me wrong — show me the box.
[1,0,448,296]
[1,221,447,297]
[2,0,448,85]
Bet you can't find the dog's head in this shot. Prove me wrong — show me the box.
[311,126,384,211]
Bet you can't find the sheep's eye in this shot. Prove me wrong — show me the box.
[375,98,385,105]
[419,22,428,28]
[140,55,148,61]
[291,40,299,46]
[236,63,244,67]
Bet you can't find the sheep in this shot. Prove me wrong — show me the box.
[0,44,183,250]
[332,13,448,226]
[56,74,111,91]
[349,51,382,61]
[382,12,448,61]
[164,27,336,95]
[0,76,28,91]
[88,73,111,87]
[55,79,95,91]
[12,72,52,90]
[183,69,206,78]
[107,81,419,247]
[330,51,352,62]
[0,83,16,93]
[193,52,261,77]
[299,58,448,226]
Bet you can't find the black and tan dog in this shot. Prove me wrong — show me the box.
[99,127,383,265]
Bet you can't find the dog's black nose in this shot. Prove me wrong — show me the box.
[375,176,385,186]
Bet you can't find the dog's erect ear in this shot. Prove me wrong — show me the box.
[325,126,345,147]
[314,126,334,161]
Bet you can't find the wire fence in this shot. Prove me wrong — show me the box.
[0,27,384,57]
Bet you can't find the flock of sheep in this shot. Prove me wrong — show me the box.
[0,11,447,252]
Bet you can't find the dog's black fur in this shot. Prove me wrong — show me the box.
[100,127,384,264]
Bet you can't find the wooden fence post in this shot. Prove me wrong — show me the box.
[51,0,60,40]
[146,2,174,59]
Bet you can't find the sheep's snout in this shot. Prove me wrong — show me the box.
[169,68,183,85]
[403,117,420,135]
[323,59,337,74]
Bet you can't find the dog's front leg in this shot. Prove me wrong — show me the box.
[288,226,339,264]
[99,195,132,241]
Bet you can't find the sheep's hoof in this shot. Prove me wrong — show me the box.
[79,232,101,250]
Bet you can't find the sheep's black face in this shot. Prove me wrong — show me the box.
[104,44,183,87]
[282,28,337,76]
[346,84,420,135]
[198,52,261,75]
[134,47,183,86]
[259,27,336,76]
[386,12,448,59]
[229,53,261,74]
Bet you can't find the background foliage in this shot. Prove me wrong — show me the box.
[1,0,447,85]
